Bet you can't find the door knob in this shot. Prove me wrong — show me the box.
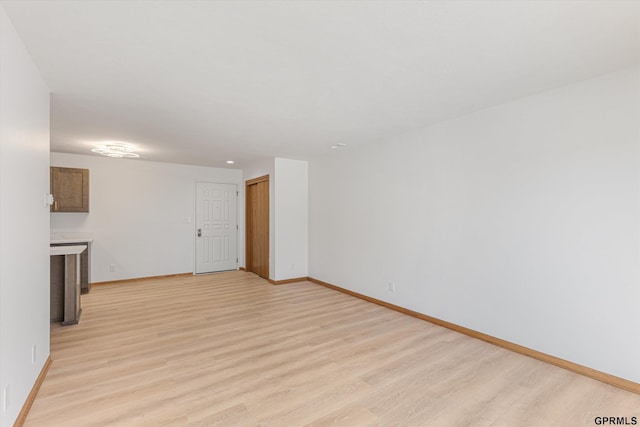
[197,228,202,237]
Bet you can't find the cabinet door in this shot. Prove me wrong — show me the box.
[51,167,89,212]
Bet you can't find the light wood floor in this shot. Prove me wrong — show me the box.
[26,271,639,426]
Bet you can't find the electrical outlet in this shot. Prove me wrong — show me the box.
[388,282,395,293]
[32,345,36,364]
[109,264,116,272]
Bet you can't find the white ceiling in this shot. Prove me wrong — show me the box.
[3,1,639,168]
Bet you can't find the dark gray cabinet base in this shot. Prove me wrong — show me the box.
[50,257,64,322]
[50,251,83,325]
[50,243,90,294]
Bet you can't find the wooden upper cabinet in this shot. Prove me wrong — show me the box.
[50,167,89,212]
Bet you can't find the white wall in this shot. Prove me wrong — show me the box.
[0,7,51,427]
[309,65,640,383]
[274,158,308,280]
[244,158,309,281]
[50,153,243,283]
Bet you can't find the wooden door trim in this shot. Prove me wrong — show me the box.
[246,174,269,186]
[245,175,269,279]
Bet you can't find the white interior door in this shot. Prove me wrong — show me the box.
[195,182,238,273]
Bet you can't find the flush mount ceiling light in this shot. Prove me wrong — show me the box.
[91,142,140,158]
[330,143,347,149]
[226,160,235,164]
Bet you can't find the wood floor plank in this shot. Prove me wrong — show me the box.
[24,271,640,426]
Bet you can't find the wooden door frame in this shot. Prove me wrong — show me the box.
[245,175,269,279]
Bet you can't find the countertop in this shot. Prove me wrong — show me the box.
[50,245,87,256]
[51,232,94,244]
